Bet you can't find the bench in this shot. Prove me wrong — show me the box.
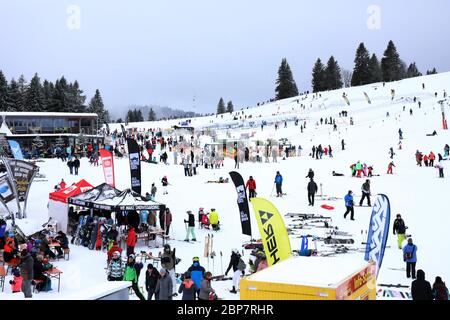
[32,279,44,293]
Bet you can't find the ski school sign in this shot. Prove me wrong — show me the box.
[364,194,391,277]
[250,197,291,266]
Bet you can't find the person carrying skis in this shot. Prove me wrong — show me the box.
[432,276,449,300]
[160,244,177,295]
[198,272,216,300]
[403,238,418,279]
[411,269,432,300]
[107,251,124,281]
[125,225,137,257]
[209,208,220,231]
[184,210,196,241]
[274,171,283,197]
[305,168,314,179]
[225,248,246,294]
[178,271,198,300]
[387,161,396,174]
[155,268,174,300]
[359,180,371,207]
[343,190,354,220]
[161,176,169,194]
[393,214,407,249]
[145,263,160,300]
[246,176,257,199]
[187,256,206,291]
[307,178,318,206]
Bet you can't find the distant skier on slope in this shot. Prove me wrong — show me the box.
[343,190,355,220]
[393,214,407,249]
[274,171,283,197]
[387,161,396,174]
[307,179,318,206]
[359,179,371,207]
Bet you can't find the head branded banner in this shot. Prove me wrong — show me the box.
[364,194,391,277]
[99,149,115,187]
[7,140,24,160]
[229,171,252,237]
[0,174,15,203]
[126,138,141,194]
[250,197,291,266]
[7,159,39,200]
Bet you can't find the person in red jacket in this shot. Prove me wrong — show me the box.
[423,155,429,167]
[59,179,66,190]
[245,176,257,198]
[126,226,137,257]
[107,241,123,262]
[387,161,396,174]
[429,152,436,167]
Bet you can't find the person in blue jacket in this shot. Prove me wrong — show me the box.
[187,256,205,291]
[343,190,354,220]
[274,171,283,197]
[403,238,418,279]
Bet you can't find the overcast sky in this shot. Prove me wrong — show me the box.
[0,0,449,117]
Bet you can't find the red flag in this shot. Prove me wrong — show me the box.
[99,149,115,187]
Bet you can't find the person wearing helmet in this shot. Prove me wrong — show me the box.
[188,257,206,290]
[107,240,123,262]
[198,208,205,228]
[209,209,220,231]
[178,271,198,300]
[274,171,283,197]
[225,249,245,294]
[160,244,177,296]
[184,211,196,241]
[343,190,355,220]
[123,254,146,300]
[107,251,124,281]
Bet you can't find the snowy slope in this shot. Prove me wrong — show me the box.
[1,73,449,300]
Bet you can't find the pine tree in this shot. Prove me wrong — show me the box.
[216,98,226,114]
[324,56,343,90]
[426,68,438,75]
[148,108,156,121]
[351,43,371,86]
[226,101,234,113]
[0,71,9,112]
[126,109,134,123]
[136,109,144,122]
[381,40,403,82]
[24,73,45,112]
[311,58,326,92]
[406,62,422,78]
[275,58,299,100]
[69,80,87,113]
[7,79,21,111]
[42,80,54,112]
[50,77,71,112]
[88,89,108,124]
[368,54,382,83]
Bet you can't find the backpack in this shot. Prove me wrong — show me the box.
[237,258,246,271]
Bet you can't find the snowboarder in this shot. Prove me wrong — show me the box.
[123,254,146,300]
[178,271,198,300]
[359,180,371,207]
[403,238,417,279]
[343,190,354,220]
[274,171,283,197]
[393,214,407,249]
[184,211,196,241]
[245,176,257,199]
[225,248,246,294]
[432,276,449,300]
[145,263,160,300]
[387,161,396,174]
[398,128,403,140]
[411,269,432,300]
[307,179,318,206]
[155,268,173,300]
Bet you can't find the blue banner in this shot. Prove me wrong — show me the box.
[8,140,24,160]
[364,194,391,277]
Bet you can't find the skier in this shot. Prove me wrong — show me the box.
[398,128,403,140]
[411,270,433,300]
[245,176,257,199]
[125,225,137,257]
[343,190,354,220]
[389,147,395,159]
[387,161,396,174]
[225,248,246,294]
[403,238,418,279]
[145,263,160,300]
[198,272,216,301]
[274,171,283,197]
[187,256,206,291]
[432,276,449,300]
[307,179,318,206]
[178,271,198,300]
[392,214,407,249]
[359,180,371,206]
[184,210,196,241]
[123,254,146,300]
[155,268,173,300]
[160,244,177,295]
[107,251,124,281]
[161,176,169,194]
[305,168,314,179]
[341,139,346,151]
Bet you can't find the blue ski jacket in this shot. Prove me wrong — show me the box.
[188,262,206,289]
[275,174,283,185]
[403,243,417,263]
[344,194,353,207]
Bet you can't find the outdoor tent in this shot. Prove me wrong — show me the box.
[48,179,94,232]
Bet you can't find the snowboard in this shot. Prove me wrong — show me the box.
[242,243,264,250]
[211,275,232,281]
[321,204,335,210]
[324,237,354,245]
[285,213,331,219]
[89,218,99,250]
[378,283,409,288]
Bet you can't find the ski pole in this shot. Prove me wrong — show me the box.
[270,183,275,196]
[220,251,223,275]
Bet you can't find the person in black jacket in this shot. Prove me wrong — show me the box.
[184,211,196,241]
[359,180,371,207]
[411,269,433,300]
[393,214,407,249]
[305,168,314,179]
[225,249,243,294]
[54,231,69,258]
[106,225,119,243]
[307,179,318,206]
[73,156,80,175]
[145,263,160,300]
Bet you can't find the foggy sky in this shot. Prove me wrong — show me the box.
[0,0,449,117]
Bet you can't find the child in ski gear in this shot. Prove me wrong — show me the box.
[187,257,206,290]
[225,248,245,293]
[343,191,354,220]
[411,269,433,300]
[9,269,23,293]
[145,264,160,300]
[155,268,173,300]
[245,176,257,198]
[432,276,449,300]
[160,244,177,295]
[184,211,196,241]
[209,209,220,231]
[403,238,417,279]
[107,241,122,262]
[198,271,215,300]
[107,251,124,281]
[123,254,146,300]
[198,208,205,228]
[307,179,318,206]
[125,226,137,257]
[393,214,407,249]
[274,171,283,197]
[178,271,198,300]
[359,180,371,206]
